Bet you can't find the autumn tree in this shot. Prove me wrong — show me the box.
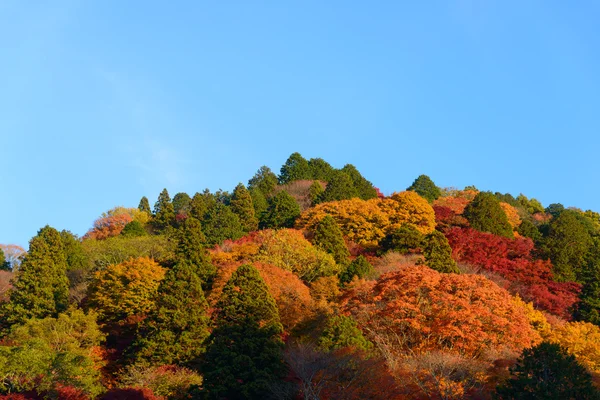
[308,158,335,181]
[153,189,175,231]
[341,164,378,200]
[200,264,284,399]
[133,261,210,367]
[423,230,459,274]
[201,202,244,246]
[463,191,513,238]
[248,165,279,197]
[138,196,151,214]
[279,152,311,184]
[3,226,69,328]
[406,174,441,202]
[312,215,350,264]
[496,342,598,400]
[175,217,215,288]
[320,171,358,203]
[230,183,258,232]
[339,255,373,285]
[261,190,301,229]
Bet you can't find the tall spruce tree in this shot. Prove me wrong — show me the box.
[341,164,378,200]
[248,166,279,197]
[320,171,358,203]
[463,192,513,238]
[200,264,284,399]
[138,196,151,214]
[230,183,259,233]
[423,231,459,274]
[3,226,69,329]
[406,174,442,203]
[176,217,216,288]
[312,215,350,264]
[260,190,301,229]
[279,152,311,184]
[153,189,175,231]
[133,261,210,367]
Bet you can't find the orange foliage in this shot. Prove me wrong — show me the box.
[84,207,150,240]
[342,266,539,359]
[500,202,522,229]
[433,190,478,215]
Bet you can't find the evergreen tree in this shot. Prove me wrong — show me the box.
[308,180,325,206]
[496,342,599,400]
[59,230,87,272]
[545,203,566,219]
[176,217,216,288]
[423,231,459,274]
[189,190,215,221]
[380,224,425,254]
[249,187,268,221]
[320,171,358,203]
[133,261,210,367]
[517,219,542,242]
[153,189,175,231]
[308,158,335,181]
[248,165,279,197]
[279,152,311,184]
[406,174,442,203]
[3,226,69,329]
[341,164,378,200]
[260,190,301,229]
[339,255,373,285]
[230,183,259,233]
[120,220,147,237]
[574,260,600,325]
[312,215,349,264]
[463,192,514,238]
[172,192,192,216]
[0,248,7,271]
[138,196,151,214]
[202,203,244,246]
[318,315,372,352]
[200,264,284,399]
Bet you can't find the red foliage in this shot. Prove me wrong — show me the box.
[53,385,90,400]
[84,213,133,240]
[445,227,580,318]
[98,388,160,400]
[0,395,39,400]
[374,187,385,199]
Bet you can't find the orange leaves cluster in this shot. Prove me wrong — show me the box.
[433,190,478,214]
[499,202,522,229]
[296,192,435,248]
[342,266,539,358]
[84,207,150,240]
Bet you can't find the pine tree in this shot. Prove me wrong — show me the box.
[406,174,442,203]
[380,224,425,254]
[138,196,151,214]
[339,255,373,285]
[423,231,459,274]
[308,180,325,206]
[341,164,378,200]
[463,191,514,238]
[517,219,542,242]
[320,171,358,203]
[230,183,259,233]
[308,158,335,181]
[3,226,69,329]
[176,217,216,288]
[202,203,244,246]
[248,165,279,197]
[153,189,175,231]
[200,264,284,399]
[172,192,192,216]
[249,187,268,221]
[59,230,87,272]
[279,152,311,184]
[133,261,210,367]
[313,215,349,264]
[260,190,301,229]
[189,190,214,221]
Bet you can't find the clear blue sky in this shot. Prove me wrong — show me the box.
[1,1,599,248]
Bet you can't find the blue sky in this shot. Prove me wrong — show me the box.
[1,1,599,247]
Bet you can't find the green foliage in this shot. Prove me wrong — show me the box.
[260,190,301,229]
[60,230,87,272]
[313,215,350,264]
[249,187,268,220]
[121,220,147,237]
[318,315,372,352]
[463,191,513,238]
[339,255,373,285]
[541,210,593,282]
[138,196,151,214]
[0,309,105,396]
[133,262,210,367]
[379,224,425,254]
[201,203,244,246]
[495,192,520,207]
[189,191,214,221]
[279,152,311,184]
[308,180,325,206]
[248,165,278,197]
[423,230,459,274]
[153,189,176,231]
[120,364,203,399]
[496,342,599,400]
[308,158,335,181]
[3,226,69,329]
[407,174,441,203]
[340,164,378,200]
[320,171,358,203]
[546,203,566,219]
[200,264,284,399]
[517,194,545,214]
[517,219,542,242]
[172,192,192,216]
[574,260,600,325]
[175,217,215,288]
[230,183,259,232]
[0,249,7,271]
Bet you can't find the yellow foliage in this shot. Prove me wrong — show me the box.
[500,202,522,229]
[104,206,150,225]
[547,321,600,373]
[512,296,549,341]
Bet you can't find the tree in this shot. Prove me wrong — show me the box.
[546,203,566,219]
[279,152,311,184]
[230,183,258,233]
[261,190,301,229]
[463,191,513,238]
[153,189,175,231]
[518,219,542,242]
[339,255,373,285]
[138,196,151,214]
[308,158,335,181]
[341,164,378,200]
[201,203,244,246]
[320,171,358,203]
[496,342,598,400]
[3,226,69,328]
[380,224,425,254]
[309,180,325,206]
[172,192,192,216]
[248,165,278,197]
[0,249,7,271]
[175,217,215,288]
[200,264,284,399]
[407,174,441,202]
[574,241,600,325]
[121,220,147,237]
[133,262,210,367]
[318,315,372,352]
[423,231,459,274]
[249,187,268,222]
[312,215,350,264]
